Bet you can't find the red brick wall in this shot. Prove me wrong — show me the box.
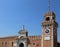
[28,36,41,47]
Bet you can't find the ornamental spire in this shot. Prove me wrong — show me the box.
[22,25,25,30]
[48,0,51,11]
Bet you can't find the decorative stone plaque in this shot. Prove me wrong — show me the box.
[44,36,50,40]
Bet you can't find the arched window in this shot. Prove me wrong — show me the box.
[20,36,24,38]
[46,17,50,21]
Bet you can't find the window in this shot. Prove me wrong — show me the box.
[5,42,7,47]
[33,43,35,45]
[53,17,55,20]
[20,36,24,39]
[46,17,50,21]
[12,42,13,47]
[2,42,4,47]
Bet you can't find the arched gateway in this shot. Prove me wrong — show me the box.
[19,43,24,47]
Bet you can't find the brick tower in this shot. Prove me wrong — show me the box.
[41,12,58,47]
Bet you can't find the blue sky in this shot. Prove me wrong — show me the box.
[0,0,60,42]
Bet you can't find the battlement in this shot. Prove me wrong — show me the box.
[28,36,41,40]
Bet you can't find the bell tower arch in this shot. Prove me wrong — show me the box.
[19,43,24,47]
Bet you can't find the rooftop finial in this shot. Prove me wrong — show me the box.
[22,25,25,30]
[48,0,51,11]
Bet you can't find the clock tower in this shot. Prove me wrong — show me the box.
[41,12,58,47]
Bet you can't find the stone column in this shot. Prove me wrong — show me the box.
[24,41,28,47]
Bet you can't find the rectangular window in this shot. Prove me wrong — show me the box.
[2,42,3,47]
[5,42,7,47]
[12,42,13,47]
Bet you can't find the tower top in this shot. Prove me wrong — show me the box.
[44,11,55,17]
[42,12,58,28]
[18,25,27,34]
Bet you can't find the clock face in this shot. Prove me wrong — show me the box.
[45,30,49,33]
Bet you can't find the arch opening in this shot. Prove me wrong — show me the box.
[19,43,24,47]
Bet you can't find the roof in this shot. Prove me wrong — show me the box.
[0,35,41,40]
[44,11,55,17]
[18,30,27,34]
[0,36,17,39]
